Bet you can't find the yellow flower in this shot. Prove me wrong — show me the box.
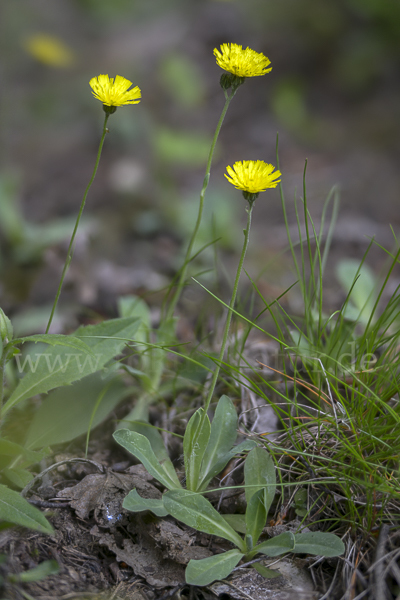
[24,34,75,68]
[89,74,141,107]
[225,160,281,194]
[214,43,272,78]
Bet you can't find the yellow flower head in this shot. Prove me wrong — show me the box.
[225,160,281,194]
[24,34,75,68]
[214,43,272,78]
[89,74,141,108]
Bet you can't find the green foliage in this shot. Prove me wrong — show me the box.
[115,396,344,586]
[25,373,128,450]
[0,485,53,534]
[113,429,182,491]
[3,317,140,415]
[0,314,141,533]
[116,295,177,425]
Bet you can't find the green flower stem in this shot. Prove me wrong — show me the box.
[165,88,238,321]
[46,113,110,333]
[201,199,255,423]
[0,354,6,427]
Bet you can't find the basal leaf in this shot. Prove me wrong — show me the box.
[0,485,53,533]
[253,531,295,557]
[4,317,140,414]
[163,489,245,550]
[200,395,238,483]
[186,549,243,586]
[253,563,281,579]
[0,439,46,464]
[123,489,168,517]
[3,468,33,489]
[113,429,181,490]
[222,514,247,534]
[183,409,210,492]
[294,532,345,557]
[245,488,268,547]
[122,421,179,486]
[25,374,127,449]
[244,447,276,512]
[198,439,257,491]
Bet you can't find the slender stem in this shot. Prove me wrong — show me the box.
[165,88,237,321]
[46,113,110,333]
[202,200,255,418]
[0,353,6,428]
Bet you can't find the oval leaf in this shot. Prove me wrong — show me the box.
[245,488,268,548]
[163,490,245,550]
[186,549,243,586]
[294,532,345,557]
[113,429,181,490]
[123,489,168,517]
[254,531,295,557]
[184,408,211,491]
[244,447,276,512]
[200,396,238,481]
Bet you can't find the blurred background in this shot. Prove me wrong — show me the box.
[1,0,400,332]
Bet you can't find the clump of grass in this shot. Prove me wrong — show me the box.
[219,156,400,596]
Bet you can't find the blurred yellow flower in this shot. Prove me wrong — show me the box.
[225,160,281,194]
[214,43,272,78]
[24,34,75,67]
[89,74,141,107]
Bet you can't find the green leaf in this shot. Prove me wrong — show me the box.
[12,334,94,355]
[0,485,53,533]
[0,439,46,464]
[183,409,211,492]
[253,532,295,557]
[200,395,238,483]
[113,429,181,490]
[3,468,33,489]
[186,549,243,586]
[163,490,245,550]
[123,489,168,517]
[253,563,281,579]
[244,447,276,512]
[4,317,140,415]
[8,560,59,582]
[122,421,179,487]
[294,532,345,557]
[245,488,268,548]
[222,514,247,534]
[25,374,127,449]
[198,439,257,491]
